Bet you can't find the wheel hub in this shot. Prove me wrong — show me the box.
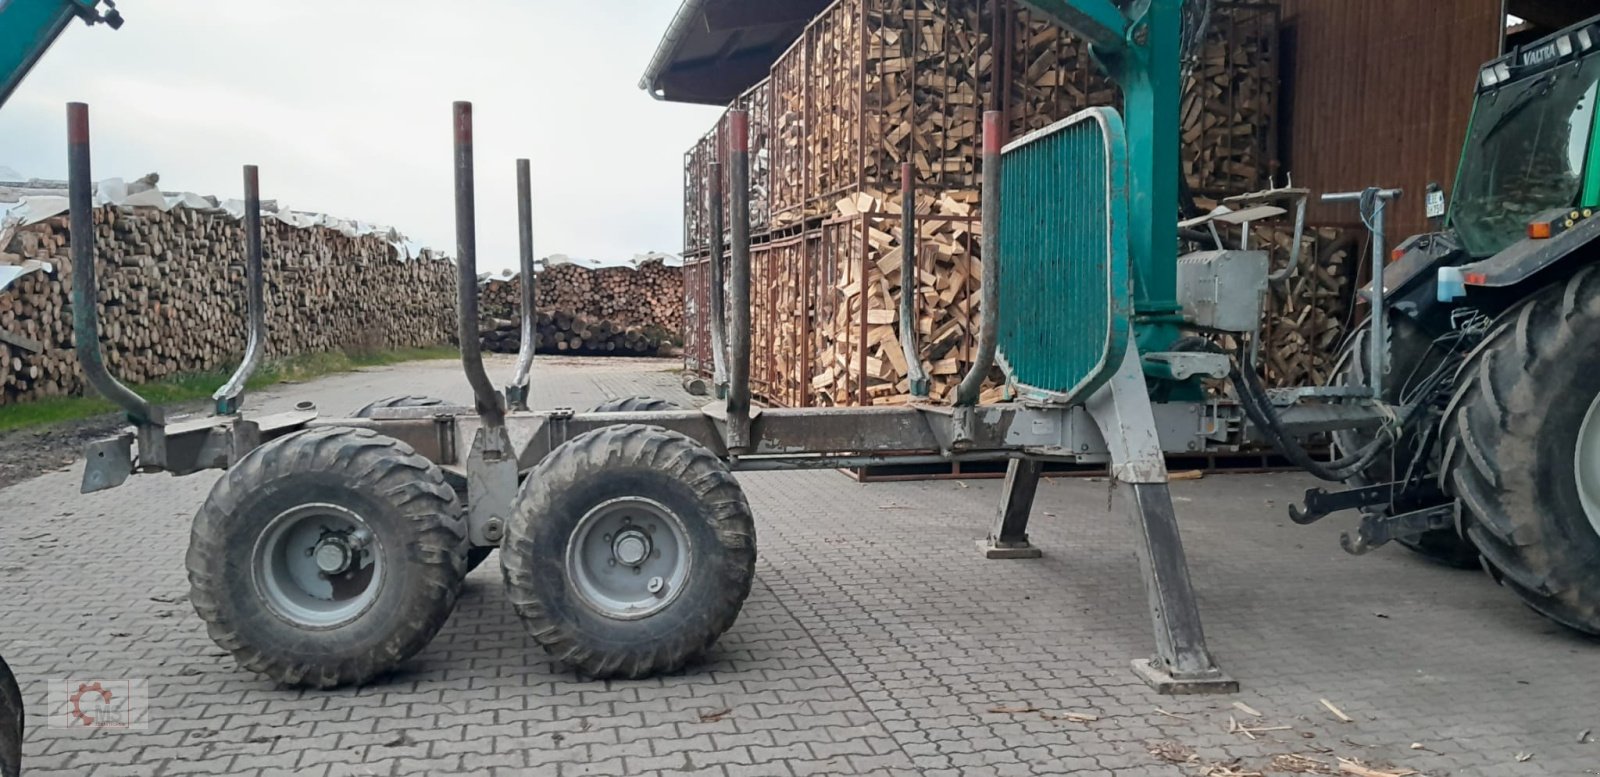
[252,504,383,628]
[1576,391,1600,537]
[314,538,353,574]
[612,529,651,566]
[566,497,692,620]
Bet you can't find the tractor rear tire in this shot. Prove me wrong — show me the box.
[1333,320,1480,568]
[501,424,756,678]
[353,396,490,573]
[588,396,684,413]
[1441,267,1600,634]
[0,653,20,777]
[187,427,469,687]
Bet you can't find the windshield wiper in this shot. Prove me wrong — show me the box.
[1482,73,1555,139]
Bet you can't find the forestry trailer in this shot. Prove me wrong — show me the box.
[0,7,1597,774]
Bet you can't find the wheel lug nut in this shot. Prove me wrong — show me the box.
[647,576,665,595]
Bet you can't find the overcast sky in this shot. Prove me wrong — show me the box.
[1,0,719,272]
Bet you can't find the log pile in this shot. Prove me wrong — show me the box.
[478,259,683,333]
[479,310,674,357]
[477,259,684,358]
[0,205,455,406]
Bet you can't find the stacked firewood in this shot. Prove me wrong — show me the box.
[1253,224,1359,387]
[811,189,1003,406]
[770,42,809,227]
[1005,0,1279,204]
[1179,1,1279,204]
[0,205,455,406]
[479,309,673,356]
[807,0,995,216]
[680,0,1296,404]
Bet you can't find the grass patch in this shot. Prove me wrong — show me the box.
[0,345,458,434]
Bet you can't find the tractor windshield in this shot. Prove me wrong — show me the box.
[1451,57,1600,257]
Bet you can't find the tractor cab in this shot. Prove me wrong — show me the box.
[1378,15,1600,319]
[1450,17,1600,259]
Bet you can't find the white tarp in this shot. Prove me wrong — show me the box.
[0,259,55,295]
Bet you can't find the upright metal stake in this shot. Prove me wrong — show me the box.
[453,101,516,552]
[506,158,536,411]
[726,109,753,451]
[899,163,930,398]
[955,111,1003,407]
[67,102,162,428]
[1323,187,1401,399]
[453,100,505,429]
[707,161,731,398]
[214,164,265,416]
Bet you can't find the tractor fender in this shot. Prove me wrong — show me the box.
[1458,211,1600,289]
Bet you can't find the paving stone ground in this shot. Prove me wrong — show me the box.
[1,356,1596,776]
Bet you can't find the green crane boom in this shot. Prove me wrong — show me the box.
[0,0,122,111]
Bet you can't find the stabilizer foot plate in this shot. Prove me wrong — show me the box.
[1132,658,1239,695]
[976,538,1043,559]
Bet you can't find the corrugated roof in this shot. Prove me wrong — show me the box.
[639,0,831,105]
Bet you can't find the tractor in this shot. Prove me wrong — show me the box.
[1293,13,1600,634]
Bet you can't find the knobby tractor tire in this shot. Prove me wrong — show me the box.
[353,396,492,574]
[187,427,469,687]
[352,395,448,416]
[1441,267,1600,634]
[0,653,20,777]
[1332,320,1481,568]
[502,424,756,678]
[588,396,684,413]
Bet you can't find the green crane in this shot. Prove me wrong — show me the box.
[0,0,122,110]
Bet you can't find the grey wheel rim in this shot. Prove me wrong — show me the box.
[252,503,384,628]
[1577,391,1600,537]
[565,497,692,620]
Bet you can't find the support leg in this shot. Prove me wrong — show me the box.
[978,458,1044,559]
[1085,346,1237,694]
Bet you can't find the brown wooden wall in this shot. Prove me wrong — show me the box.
[1279,0,1503,238]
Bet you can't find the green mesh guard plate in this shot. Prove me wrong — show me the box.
[996,107,1132,404]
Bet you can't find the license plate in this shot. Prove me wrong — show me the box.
[1426,190,1446,219]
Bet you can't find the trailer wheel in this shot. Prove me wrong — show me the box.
[187,427,468,688]
[353,396,490,572]
[0,653,20,777]
[1333,320,1480,568]
[1442,267,1600,634]
[502,424,755,678]
[353,394,456,417]
[588,396,684,413]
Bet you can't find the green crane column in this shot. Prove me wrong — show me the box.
[1107,0,1184,351]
